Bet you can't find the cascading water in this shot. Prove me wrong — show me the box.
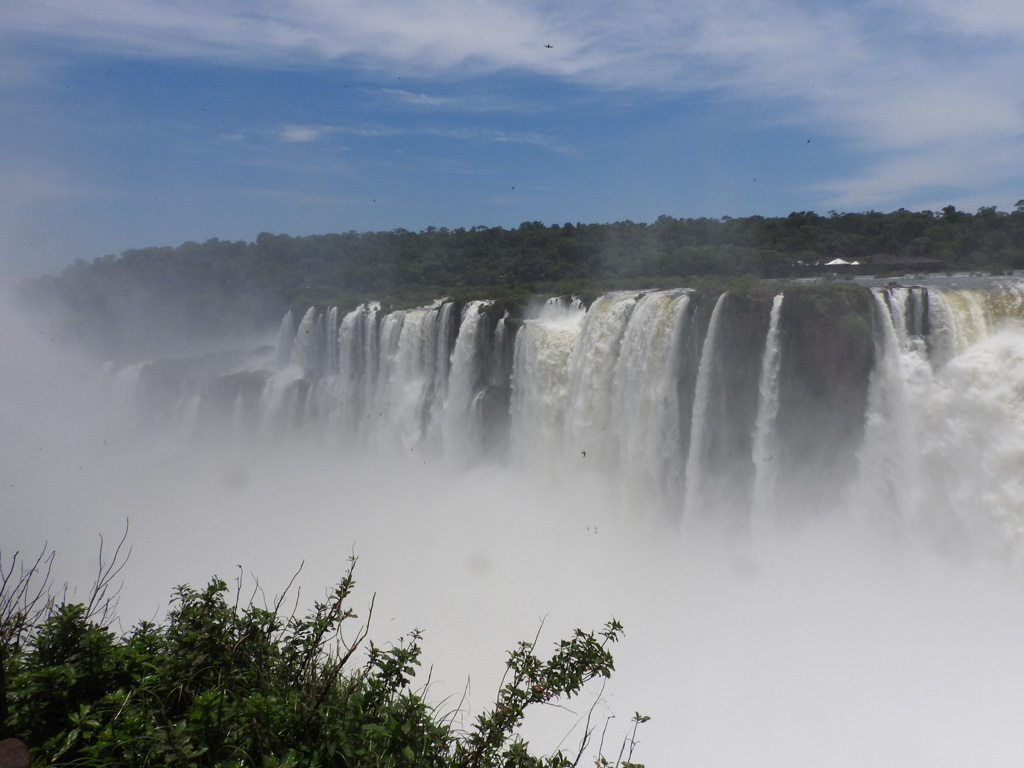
[442,300,493,465]
[856,282,1024,558]
[856,288,928,531]
[564,293,638,468]
[750,292,784,532]
[275,309,296,369]
[682,292,727,521]
[9,276,1024,768]
[509,298,587,471]
[126,279,1024,547]
[329,302,380,440]
[290,306,322,375]
[611,290,691,515]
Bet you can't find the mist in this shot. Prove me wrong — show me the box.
[4,282,1024,766]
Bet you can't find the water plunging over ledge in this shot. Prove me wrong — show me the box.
[7,278,1024,767]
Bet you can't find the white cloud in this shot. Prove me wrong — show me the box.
[380,88,455,107]
[279,124,328,143]
[0,0,553,71]
[272,120,569,153]
[434,126,572,152]
[897,0,1024,37]
[5,0,1024,209]
[4,0,1019,100]
[813,133,1024,212]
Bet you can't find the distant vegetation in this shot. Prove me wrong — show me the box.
[20,204,1024,357]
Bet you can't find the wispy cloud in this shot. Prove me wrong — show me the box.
[815,135,1024,211]
[380,88,456,107]
[271,120,569,152]
[5,0,1024,209]
[279,124,330,143]
[432,126,573,152]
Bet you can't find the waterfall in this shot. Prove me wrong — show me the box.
[490,312,512,391]
[854,282,1024,558]
[682,292,727,520]
[289,306,320,375]
[856,288,928,530]
[325,306,338,377]
[376,301,453,452]
[750,293,784,532]
[611,290,691,515]
[443,300,492,464]
[275,310,295,369]
[509,298,587,472]
[335,303,380,440]
[118,279,1024,552]
[19,277,1024,768]
[565,293,637,468]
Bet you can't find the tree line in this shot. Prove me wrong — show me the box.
[20,204,1024,357]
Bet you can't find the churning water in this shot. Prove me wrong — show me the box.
[5,278,1024,765]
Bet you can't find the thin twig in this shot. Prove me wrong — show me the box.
[86,519,132,624]
[569,679,607,767]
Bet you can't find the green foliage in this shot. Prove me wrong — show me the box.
[23,204,1024,357]
[453,619,623,768]
[2,554,643,768]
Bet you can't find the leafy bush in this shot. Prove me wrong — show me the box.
[1,549,644,767]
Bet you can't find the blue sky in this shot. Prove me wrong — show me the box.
[3,0,1024,278]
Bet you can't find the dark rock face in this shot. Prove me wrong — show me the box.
[692,290,776,522]
[0,739,30,768]
[773,284,875,519]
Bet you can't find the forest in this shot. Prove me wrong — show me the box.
[20,204,1024,357]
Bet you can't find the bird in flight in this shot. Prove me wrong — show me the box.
[544,44,553,48]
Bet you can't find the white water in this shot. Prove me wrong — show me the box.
[682,291,727,521]
[565,293,638,468]
[510,298,587,472]
[751,293,784,532]
[611,291,690,516]
[442,300,491,466]
[856,286,1024,560]
[5,281,1024,766]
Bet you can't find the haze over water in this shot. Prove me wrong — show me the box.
[5,278,1024,766]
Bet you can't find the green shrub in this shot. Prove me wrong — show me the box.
[2,552,644,768]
